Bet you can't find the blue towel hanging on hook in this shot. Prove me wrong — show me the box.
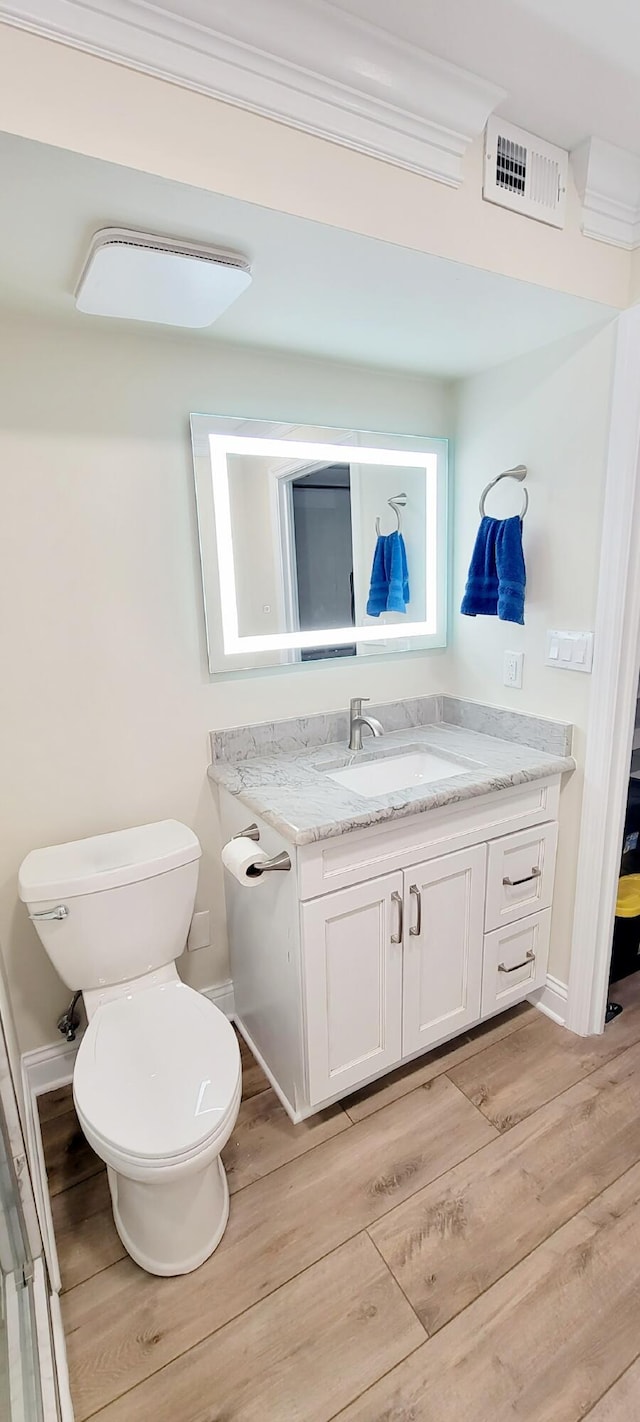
[461,515,526,625]
[367,531,410,616]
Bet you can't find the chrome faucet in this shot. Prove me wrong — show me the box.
[348,698,384,752]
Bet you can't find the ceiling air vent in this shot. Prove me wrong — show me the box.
[483,118,568,229]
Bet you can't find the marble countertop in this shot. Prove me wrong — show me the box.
[208,720,574,847]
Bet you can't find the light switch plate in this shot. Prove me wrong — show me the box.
[187,909,210,952]
[546,630,594,673]
[503,650,523,688]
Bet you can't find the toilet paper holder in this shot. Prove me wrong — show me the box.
[232,824,291,874]
[248,851,291,875]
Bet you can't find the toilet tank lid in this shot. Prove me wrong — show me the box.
[18,820,201,902]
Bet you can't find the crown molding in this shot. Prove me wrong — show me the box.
[0,0,506,185]
[572,136,640,250]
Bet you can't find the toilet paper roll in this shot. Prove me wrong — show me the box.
[221,836,270,886]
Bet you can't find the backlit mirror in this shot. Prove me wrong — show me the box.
[191,415,448,674]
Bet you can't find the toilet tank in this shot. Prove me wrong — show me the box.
[18,821,201,992]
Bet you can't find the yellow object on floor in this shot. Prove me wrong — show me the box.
[616,874,640,918]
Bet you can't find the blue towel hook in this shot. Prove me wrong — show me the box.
[479,465,528,520]
[376,493,407,536]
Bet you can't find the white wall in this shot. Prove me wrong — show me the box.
[450,323,617,983]
[0,24,631,309]
[0,312,453,1052]
[228,455,281,637]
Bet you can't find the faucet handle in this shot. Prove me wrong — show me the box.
[350,697,369,711]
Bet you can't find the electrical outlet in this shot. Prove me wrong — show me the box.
[187,910,210,952]
[503,650,523,689]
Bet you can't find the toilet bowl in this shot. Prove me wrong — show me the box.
[74,976,241,1275]
[19,819,241,1276]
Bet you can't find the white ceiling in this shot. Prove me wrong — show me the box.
[513,0,640,74]
[0,132,615,379]
[337,0,640,156]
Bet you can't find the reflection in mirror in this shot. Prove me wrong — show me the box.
[229,456,356,659]
[191,417,448,675]
[289,464,354,660]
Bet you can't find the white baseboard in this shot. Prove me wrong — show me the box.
[21,1036,80,1293]
[201,978,235,1017]
[530,974,569,1026]
[20,1045,75,1299]
[32,1257,67,1422]
[21,1036,81,1096]
[49,1290,75,1422]
[19,1035,80,1293]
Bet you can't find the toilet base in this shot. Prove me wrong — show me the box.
[107,1155,230,1277]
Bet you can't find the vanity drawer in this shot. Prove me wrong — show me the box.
[485,822,558,931]
[481,909,551,1014]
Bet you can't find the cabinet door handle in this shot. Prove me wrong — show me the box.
[391,890,403,944]
[498,949,535,973]
[409,884,422,936]
[502,866,542,887]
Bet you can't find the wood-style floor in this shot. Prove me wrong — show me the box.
[39,978,640,1421]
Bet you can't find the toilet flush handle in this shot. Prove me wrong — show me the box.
[29,904,69,921]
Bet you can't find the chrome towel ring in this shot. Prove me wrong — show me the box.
[479,464,528,520]
[376,493,407,536]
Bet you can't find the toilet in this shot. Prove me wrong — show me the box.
[18,819,241,1277]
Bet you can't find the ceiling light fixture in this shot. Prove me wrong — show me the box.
[75,228,252,328]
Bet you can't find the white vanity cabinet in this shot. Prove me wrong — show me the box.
[220,774,561,1122]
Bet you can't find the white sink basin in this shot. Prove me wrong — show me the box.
[326,749,473,799]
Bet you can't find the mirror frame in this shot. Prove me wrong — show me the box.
[191,414,448,675]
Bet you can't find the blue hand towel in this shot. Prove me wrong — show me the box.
[461,515,526,625]
[366,535,388,616]
[366,531,410,616]
[385,531,410,614]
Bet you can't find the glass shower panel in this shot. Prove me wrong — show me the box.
[0,1097,44,1421]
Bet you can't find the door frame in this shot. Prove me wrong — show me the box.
[568,306,640,1035]
[270,459,353,643]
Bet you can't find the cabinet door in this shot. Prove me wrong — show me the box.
[301,872,404,1105]
[403,845,486,1055]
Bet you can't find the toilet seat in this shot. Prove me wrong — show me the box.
[73,981,241,1167]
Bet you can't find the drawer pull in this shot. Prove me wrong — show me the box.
[498,949,535,973]
[391,890,403,944]
[502,866,542,888]
[409,884,422,936]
